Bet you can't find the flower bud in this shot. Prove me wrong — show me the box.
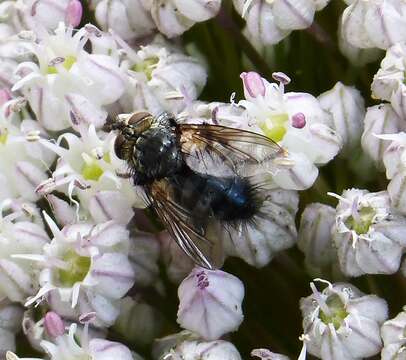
[381,307,406,359]
[298,203,336,269]
[94,0,155,40]
[150,0,221,38]
[318,82,365,153]
[233,0,322,46]
[30,0,83,31]
[341,0,406,50]
[0,300,23,357]
[113,297,164,347]
[361,104,404,168]
[252,349,289,360]
[177,267,244,340]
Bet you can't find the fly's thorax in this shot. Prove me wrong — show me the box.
[133,125,184,184]
[112,111,184,184]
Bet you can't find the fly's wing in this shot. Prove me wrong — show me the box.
[178,124,289,177]
[146,179,224,270]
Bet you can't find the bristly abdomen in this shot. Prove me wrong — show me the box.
[169,167,261,224]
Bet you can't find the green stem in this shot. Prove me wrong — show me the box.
[215,6,273,79]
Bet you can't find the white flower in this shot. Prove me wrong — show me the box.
[331,189,406,276]
[36,124,144,225]
[341,0,406,50]
[222,188,298,267]
[338,17,383,67]
[93,0,155,41]
[177,267,244,340]
[118,35,207,115]
[371,43,406,121]
[113,296,164,347]
[361,104,405,168]
[158,231,194,284]
[381,307,406,360]
[22,308,107,353]
[28,0,83,30]
[0,300,23,358]
[318,82,364,154]
[164,339,242,360]
[300,281,388,359]
[8,311,136,360]
[0,103,52,202]
[380,132,406,214]
[251,349,289,360]
[150,0,221,38]
[238,71,341,190]
[128,231,160,287]
[233,0,330,46]
[0,199,48,302]
[298,203,336,271]
[24,213,135,327]
[13,23,126,131]
[2,0,82,33]
[154,332,242,360]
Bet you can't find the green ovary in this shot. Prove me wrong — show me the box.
[58,249,91,287]
[345,206,376,235]
[47,55,77,74]
[131,56,159,80]
[319,294,348,330]
[259,113,289,142]
[81,161,103,181]
[0,128,8,144]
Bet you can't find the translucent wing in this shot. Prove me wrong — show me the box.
[178,124,288,177]
[146,179,223,269]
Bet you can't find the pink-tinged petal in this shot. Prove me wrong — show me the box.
[272,72,291,85]
[76,55,126,105]
[89,339,133,360]
[46,195,76,226]
[13,222,49,250]
[177,268,244,340]
[361,104,402,168]
[13,161,48,202]
[86,221,129,248]
[0,88,11,106]
[0,259,33,302]
[82,291,120,327]
[240,72,265,98]
[0,301,23,334]
[173,0,221,22]
[65,0,83,27]
[158,231,194,284]
[65,93,107,129]
[44,312,65,338]
[88,191,133,225]
[114,297,164,346]
[129,233,160,287]
[90,254,135,299]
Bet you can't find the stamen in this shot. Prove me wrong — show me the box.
[310,282,332,317]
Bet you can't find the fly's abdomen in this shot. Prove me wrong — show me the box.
[171,169,259,224]
[206,176,259,222]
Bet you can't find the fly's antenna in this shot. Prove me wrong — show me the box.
[102,109,125,132]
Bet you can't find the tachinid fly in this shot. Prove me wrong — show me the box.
[108,111,289,269]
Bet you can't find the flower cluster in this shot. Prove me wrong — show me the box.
[3,1,406,360]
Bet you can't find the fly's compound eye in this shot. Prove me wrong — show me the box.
[114,134,127,160]
[126,112,153,134]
